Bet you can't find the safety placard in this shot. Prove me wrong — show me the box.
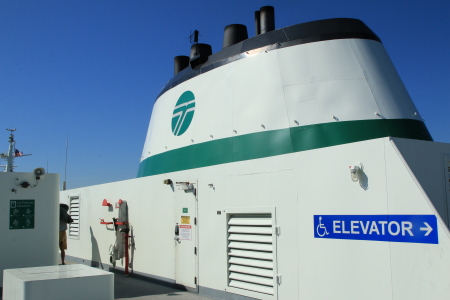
[181,216,190,224]
[10,200,35,230]
[179,225,192,240]
[314,215,438,244]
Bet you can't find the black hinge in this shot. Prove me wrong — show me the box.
[194,277,197,285]
[194,217,197,225]
[194,247,197,255]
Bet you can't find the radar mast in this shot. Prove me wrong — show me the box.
[0,129,31,172]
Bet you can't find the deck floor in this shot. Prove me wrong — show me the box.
[1,258,211,300]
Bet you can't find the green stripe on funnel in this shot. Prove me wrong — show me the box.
[137,119,432,177]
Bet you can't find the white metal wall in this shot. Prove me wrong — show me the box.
[62,137,450,299]
[141,39,422,161]
[0,172,59,287]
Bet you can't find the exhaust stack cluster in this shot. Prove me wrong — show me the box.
[173,6,275,75]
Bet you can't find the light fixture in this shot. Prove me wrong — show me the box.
[163,179,173,185]
[176,182,193,190]
[349,163,363,182]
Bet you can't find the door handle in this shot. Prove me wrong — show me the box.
[175,223,179,235]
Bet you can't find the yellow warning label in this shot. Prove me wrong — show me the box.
[181,216,190,224]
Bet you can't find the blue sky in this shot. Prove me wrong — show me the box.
[1,1,449,189]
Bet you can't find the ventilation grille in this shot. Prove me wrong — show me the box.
[227,214,274,295]
[68,197,80,238]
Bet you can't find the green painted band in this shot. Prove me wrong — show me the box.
[137,119,432,177]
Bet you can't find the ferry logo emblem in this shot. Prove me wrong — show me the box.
[172,91,196,136]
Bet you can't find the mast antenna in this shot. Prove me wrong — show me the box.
[190,30,200,44]
[1,129,31,172]
[63,129,69,190]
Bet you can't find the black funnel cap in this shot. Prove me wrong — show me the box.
[255,11,261,35]
[190,43,212,68]
[223,24,248,49]
[260,6,275,34]
[174,56,190,75]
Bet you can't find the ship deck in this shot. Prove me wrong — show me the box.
[1,258,211,300]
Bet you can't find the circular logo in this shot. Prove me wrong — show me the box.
[172,91,196,136]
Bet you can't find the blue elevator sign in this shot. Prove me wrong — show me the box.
[314,215,438,244]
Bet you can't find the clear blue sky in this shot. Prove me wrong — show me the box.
[1,1,449,189]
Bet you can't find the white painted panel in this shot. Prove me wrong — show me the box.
[296,98,320,126]
[283,83,319,127]
[61,136,450,300]
[191,65,233,144]
[142,99,163,157]
[141,96,167,157]
[277,39,364,87]
[318,79,380,122]
[0,172,59,287]
[390,138,450,225]
[284,79,379,127]
[231,51,289,135]
[385,139,441,214]
[349,39,422,120]
[296,139,393,299]
[384,139,450,299]
[269,169,298,300]
[389,233,450,299]
[61,176,177,282]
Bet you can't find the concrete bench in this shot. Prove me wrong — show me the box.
[2,264,113,300]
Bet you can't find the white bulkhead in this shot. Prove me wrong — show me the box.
[141,38,421,160]
[60,12,450,300]
[1,172,60,287]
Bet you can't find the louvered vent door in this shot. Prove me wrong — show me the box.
[68,197,80,238]
[227,214,275,296]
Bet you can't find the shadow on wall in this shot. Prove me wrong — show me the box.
[359,171,369,191]
[90,226,104,269]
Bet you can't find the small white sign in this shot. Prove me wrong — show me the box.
[179,225,192,240]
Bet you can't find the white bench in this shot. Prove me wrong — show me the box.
[2,264,113,300]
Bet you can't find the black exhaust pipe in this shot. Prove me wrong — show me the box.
[189,43,212,68]
[259,6,275,34]
[254,11,261,35]
[174,56,190,75]
[222,24,248,49]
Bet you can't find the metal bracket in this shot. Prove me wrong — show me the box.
[275,225,281,235]
[277,274,282,285]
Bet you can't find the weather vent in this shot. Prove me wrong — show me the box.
[68,196,80,238]
[227,213,274,295]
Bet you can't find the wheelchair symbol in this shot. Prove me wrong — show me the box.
[316,216,329,237]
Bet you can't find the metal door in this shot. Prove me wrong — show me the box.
[174,181,198,290]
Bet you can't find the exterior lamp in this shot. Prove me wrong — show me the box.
[349,163,363,182]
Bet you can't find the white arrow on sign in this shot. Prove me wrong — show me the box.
[420,222,433,236]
